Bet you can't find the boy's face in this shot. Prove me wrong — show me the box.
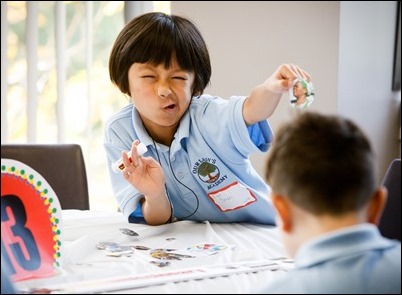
[128,59,195,132]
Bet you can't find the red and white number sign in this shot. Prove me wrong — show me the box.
[1,159,63,282]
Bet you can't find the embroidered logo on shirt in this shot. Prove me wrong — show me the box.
[193,158,220,183]
[198,162,220,183]
[193,158,228,189]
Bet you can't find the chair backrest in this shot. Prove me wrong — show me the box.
[378,158,401,241]
[1,144,90,210]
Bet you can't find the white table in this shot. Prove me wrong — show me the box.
[15,210,292,294]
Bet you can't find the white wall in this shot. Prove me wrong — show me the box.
[172,1,400,183]
[338,1,400,182]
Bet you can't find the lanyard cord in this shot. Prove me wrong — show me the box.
[152,139,199,220]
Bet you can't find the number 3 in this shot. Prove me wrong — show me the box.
[1,195,41,273]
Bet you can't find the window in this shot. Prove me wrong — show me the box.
[1,1,171,211]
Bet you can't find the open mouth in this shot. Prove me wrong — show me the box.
[164,104,176,111]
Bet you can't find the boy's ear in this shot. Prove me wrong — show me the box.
[366,186,388,225]
[271,193,292,233]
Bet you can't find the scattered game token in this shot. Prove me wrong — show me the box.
[119,228,139,237]
[132,245,150,250]
[96,241,119,250]
[150,261,170,267]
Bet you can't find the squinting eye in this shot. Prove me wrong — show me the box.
[173,77,186,80]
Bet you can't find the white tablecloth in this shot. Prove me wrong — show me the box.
[15,210,292,294]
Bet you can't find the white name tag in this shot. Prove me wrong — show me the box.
[208,182,256,212]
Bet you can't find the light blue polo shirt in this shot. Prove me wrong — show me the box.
[104,94,276,224]
[258,224,401,294]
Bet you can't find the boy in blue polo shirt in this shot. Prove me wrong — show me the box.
[104,12,312,225]
[258,112,401,293]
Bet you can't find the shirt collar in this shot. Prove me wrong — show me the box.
[295,224,399,268]
[131,106,191,153]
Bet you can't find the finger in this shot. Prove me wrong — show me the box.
[301,70,311,82]
[130,142,141,167]
[290,64,304,80]
[284,64,300,88]
[141,156,162,168]
[275,64,297,91]
[292,64,311,82]
[289,64,300,78]
[123,170,131,180]
[122,150,132,168]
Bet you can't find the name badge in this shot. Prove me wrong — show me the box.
[208,182,256,212]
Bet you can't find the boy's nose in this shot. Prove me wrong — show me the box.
[158,87,172,98]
